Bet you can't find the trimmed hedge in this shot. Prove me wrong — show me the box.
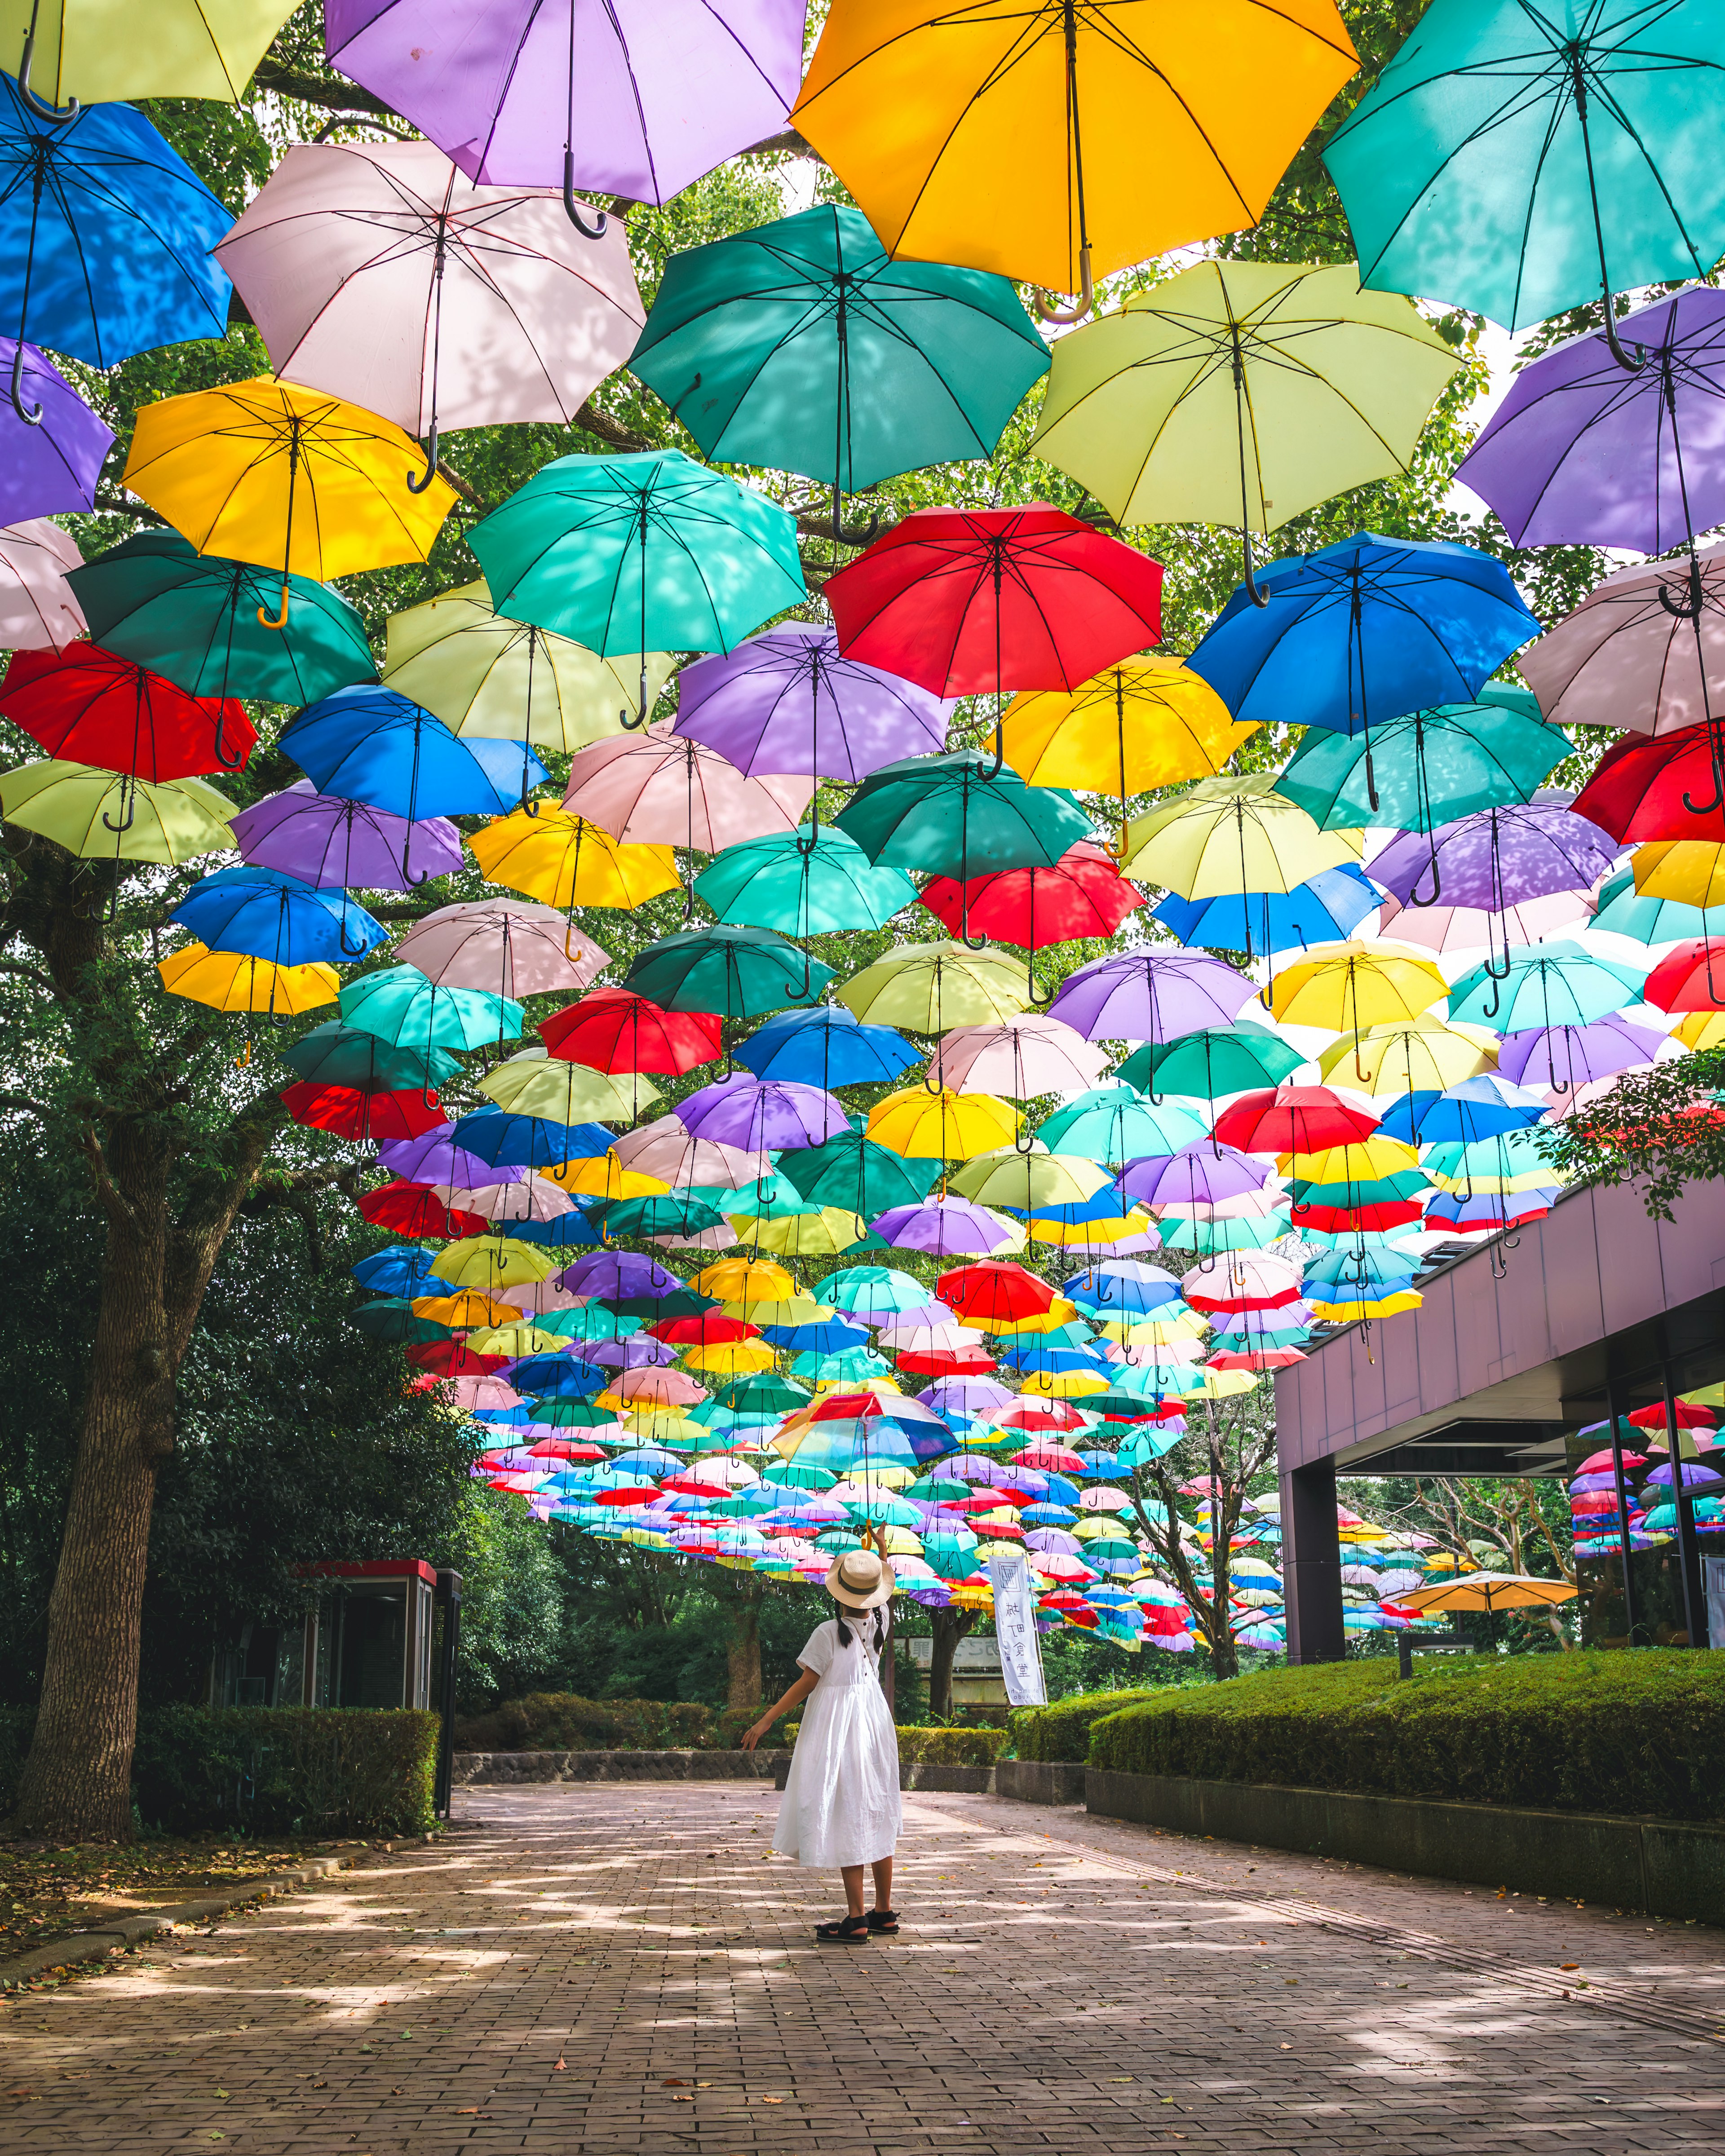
[896,1727,1007,1768]
[1087,1652,1725,1821]
[1010,1687,1168,1763]
[454,1694,783,1753]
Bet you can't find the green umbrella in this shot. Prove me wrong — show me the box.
[777,1129,942,1216]
[1117,1024,1305,1099]
[822,1264,930,1316]
[620,924,835,1017]
[791,1344,894,1383]
[1159,1213,1291,1255]
[693,827,915,935]
[66,531,375,721]
[280,1019,463,1093]
[351,1299,451,1344]
[715,1371,812,1414]
[834,751,1092,940]
[1291,1171,1429,1208]
[527,1398,622,1428]
[703,1173,824,1221]
[339,965,523,1052]
[1273,695,1570,834]
[537,1306,643,1342]
[596,1194,731,1239]
[1036,1087,1208,1164]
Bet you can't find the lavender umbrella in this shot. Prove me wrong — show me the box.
[869,1196,1024,1257]
[1117,1144,1273,1210]
[677,1071,846,1152]
[586,1335,679,1370]
[230,780,464,892]
[919,1377,1014,1419]
[377,1130,524,1187]
[325,0,806,212]
[1366,803,1619,919]
[0,340,113,519]
[1497,1014,1670,1094]
[1047,949,1258,1045]
[559,1251,681,1299]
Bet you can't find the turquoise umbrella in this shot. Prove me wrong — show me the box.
[1590,864,1714,945]
[469,448,805,727]
[339,965,524,1052]
[1324,0,1725,357]
[1037,1087,1208,1164]
[628,203,1049,530]
[1273,694,1570,834]
[620,924,835,1017]
[595,1195,731,1239]
[693,826,915,935]
[1446,942,1647,1032]
[1117,1024,1304,1099]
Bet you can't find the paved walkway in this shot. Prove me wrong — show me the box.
[4,1785,1725,2154]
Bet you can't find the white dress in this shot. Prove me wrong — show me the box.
[772,1615,902,1869]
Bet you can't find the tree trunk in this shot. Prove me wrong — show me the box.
[928,1606,976,1719]
[724,1583,763,1710]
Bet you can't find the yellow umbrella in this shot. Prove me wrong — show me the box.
[1305,1290,1422,1322]
[383,581,675,751]
[865,1086,1022,1159]
[411,1291,519,1330]
[1120,774,1361,902]
[1395,1572,1576,1615]
[466,1321,565,1356]
[1019,1368,1110,1399]
[2,0,296,103]
[1278,1138,1421,1183]
[1269,941,1449,1069]
[1676,1010,1725,1052]
[692,1257,796,1304]
[1632,840,1725,908]
[1001,656,1255,847]
[838,940,1027,1033]
[469,806,680,911]
[479,1049,655,1124]
[1183,1367,1260,1401]
[1026,1210,1154,1247]
[990,1299,1082,1334]
[948,1146,1112,1210]
[717,1294,834,1325]
[429,1235,560,1290]
[0,759,236,865]
[1316,1016,1498,1095]
[681,1341,777,1377]
[123,379,456,628]
[792,0,1357,306]
[158,941,336,1014]
[540,1152,671,1201]
[734,1209,869,1258]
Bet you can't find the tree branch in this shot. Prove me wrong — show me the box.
[0,955,56,994]
[79,1123,138,1236]
[0,1091,50,1118]
[253,57,396,119]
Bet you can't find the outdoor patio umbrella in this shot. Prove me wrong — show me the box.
[1395,1572,1577,1615]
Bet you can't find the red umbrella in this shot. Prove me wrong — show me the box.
[1627,1400,1717,1430]
[1011,1442,1086,1473]
[1212,1085,1380,1155]
[825,505,1163,771]
[1645,939,1725,1012]
[991,1399,1086,1431]
[1208,1347,1306,1371]
[920,841,1144,999]
[898,1347,997,1377]
[281,1080,446,1143]
[357,1180,488,1239]
[541,986,722,1074]
[936,1260,1057,1327]
[406,1340,508,1377]
[1572,719,1725,842]
[0,643,255,776]
[644,1312,759,1345]
[1289,1198,1424,1233]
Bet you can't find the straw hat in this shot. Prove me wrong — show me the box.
[825,1547,896,1610]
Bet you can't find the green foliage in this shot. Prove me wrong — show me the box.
[1087,1652,1725,1820]
[1010,1686,1170,1763]
[894,1726,1006,1768]
[1538,1050,1725,1223]
[452,1693,793,1752]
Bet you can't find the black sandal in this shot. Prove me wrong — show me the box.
[866,1909,899,1934]
[814,1914,870,1944]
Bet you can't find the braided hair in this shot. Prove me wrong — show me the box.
[834,1607,886,1652]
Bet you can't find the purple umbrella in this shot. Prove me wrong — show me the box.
[586,1335,679,1369]
[1456,287,1725,555]
[673,622,951,797]
[558,1250,680,1299]
[869,1195,1023,1257]
[919,1377,1014,1418]
[326,0,806,212]
[1497,1014,1668,1093]
[231,780,464,892]
[1116,1144,1272,1209]
[0,341,113,520]
[677,1071,846,1151]
[377,1130,523,1187]
[957,1455,1035,1490]
[1366,803,1619,919]
[1047,949,1257,1045]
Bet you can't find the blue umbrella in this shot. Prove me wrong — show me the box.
[0,74,230,414]
[1153,863,1380,954]
[171,865,385,966]
[449,1107,614,1171]
[278,685,547,880]
[506,1212,605,1249]
[510,1354,608,1399]
[351,1244,441,1296]
[1188,533,1540,810]
[732,1004,918,1088]
[1376,1073,1551,1145]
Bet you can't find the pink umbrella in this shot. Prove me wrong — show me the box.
[434,1178,575,1223]
[215,140,643,487]
[610,1366,705,1406]
[927,1012,1109,1096]
[397,897,608,998]
[610,1119,772,1189]
[561,722,811,849]
[1520,546,1725,739]
[1376,888,1592,955]
[495,1277,588,1315]
[0,519,84,650]
[444,1375,524,1410]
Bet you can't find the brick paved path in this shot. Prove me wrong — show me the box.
[4,1784,1725,2154]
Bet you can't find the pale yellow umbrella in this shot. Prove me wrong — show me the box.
[1316,1015,1498,1095]
[1,0,297,103]
[466,1321,565,1355]
[1121,773,1361,906]
[734,1209,869,1258]
[948,1146,1112,1210]
[864,1087,1022,1159]
[479,1047,656,1123]
[158,942,336,1013]
[1183,1367,1260,1401]
[838,940,1027,1033]
[429,1235,560,1290]
[0,759,236,865]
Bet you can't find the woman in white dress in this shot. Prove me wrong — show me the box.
[742,1546,902,1944]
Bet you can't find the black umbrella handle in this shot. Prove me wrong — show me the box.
[562,150,607,238]
[8,342,40,426]
[407,425,441,495]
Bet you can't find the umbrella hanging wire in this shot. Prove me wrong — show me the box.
[1034,0,1094,325]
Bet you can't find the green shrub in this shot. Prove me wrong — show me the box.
[1012,1687,1167,1763]
[452,1693,795,1752]
[896,1727,1007,1768]
[1087,1652,1725,1820]
[132,1707,438,1836]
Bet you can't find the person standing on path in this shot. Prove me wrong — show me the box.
[742,1546,902,1944]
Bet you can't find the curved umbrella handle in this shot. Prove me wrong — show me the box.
[1658,558,1705,621]
[1240,529,1268,609]
[338,910,370,959]
[407,427,441,495]
[211,707,245,771]
[8,342,40,426]
[1407,844,1442,910]
[257,579,291,631]
[563,150,607,238]
[1601,309,1646,376]
[17,35,77,122]
[401,835,431,889]
[1024,952,1053,1008]
[1032,244,1093,327]
[1683,730,1725,818]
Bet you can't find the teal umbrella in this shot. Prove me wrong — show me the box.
[1159,1212,1291,1255]
[777,1129,941,1215]
[339,965,524,1052]
[351,1298,451,1345]
[595,1194,731,1239]
[1590,864,1714,945]
[1446,941,1647,1031]
[1273,695,1570,834]
[1036,1087,1208,1164]
[469,448,805,727]
[281,1020,463,1093]
[620,924,835,1017]
[694,827,915,934]
[1324,0,1725,356]
[628,203,1049,531]
[66,531,376,712]
[715,1371,811,1414]
[701,1173,820,1220]
[1117,1023,1304,1099]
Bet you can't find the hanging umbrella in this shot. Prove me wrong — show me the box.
[694,827,915,937]
[0,339,110,517]
[865,1088,1022,1162]
[1366,803,1619,925]
[776,1130,941,1217]
[679,1072,847,1153]
[1626,939,1725,1015]
[431,1232,563,1289]
[124,378,456,630]
[216,139,643,486]
[1115,1023,1304,1101]
[1634,840,1725,910]
[1325,0,1725,349]
[919,839,1141,1001]
[1498,1015,1669,1096]
[1189,533,1541,810]
[826,506,1163,772]
[792,0,1356,309]
[1036,1087,1206,1164]
[0,517,82,649]
[380,1125,521,1187]
[9,0,298,102]
[1574,720,1725,842]
[159,942,337,1014]
[837,941,1028,1034]
[1152,864,1380,958]
[1447,943,1648,1033]
[1213,1083,1380,1158]
[0,759,235,866]
[1376,884,1592,959]
[869,1196,1026,1258]
[341,965,522,1054]
[560,721,811,862]
[326,0,806,210]
[1520,546,1725,739]
[469,804,679,913]
[1274,697,1570,834]
[620,924,833,1018]
[231,781,463,894]
[1269,941,1449,1072]
[283,1021,461,1095]
[928,1013,1108,1098]
[543,987,719,1076]
[1314,1015,1496,1096]
[67,531,375,707]
[480,1047,655,1124]
[1118,1143,1273,1213]
[1375,1073,1549,1146]
[171,865,385,968]
[732,1005,918,1091]
[292,1078,447,1141]
[384,580,672,753]
[397,898,606,998]
[470,449,805,727]
[1046,947,1257,1046]
[280,683,547,835]
[360,1182,490,1241]
[1121,772,1359,923]
[949,1147,1113,1212]
[1033,258,1460,597]
[0,643,254,778]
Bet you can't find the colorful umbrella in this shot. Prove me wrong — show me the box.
[693,828,915,937]
[560,722,811,861]
[836,940,1029,1033]
[397,898,606,998]
[865,1088,1022,1162]
[341,965,522,1056]
[231,781,463,894]
[1367,803,1619,917]
[542,987,719,1076]
[927,1013,1108,1098]
[1274,696,1570,834]
[621,924,833,1017]
[1121,772,1358,917]
[0,517,81,651]
[1152,863,1380,958]
[1520,547,1725,738]
[869,1196,1026,1258]
[776,1129,941,1216]
[732,1005,919,1090]
[919,840,1142,999]
[171,865,385,967]
[159,942,337,1014]
[0,643,254,778]
[479,1048,655,1125]
[1447,943,1648,1032]
[1213,1084,1380,1156]
[679,1073,847,1153]
[1037,1087,1206,1163]
[469,805,679,913]
[283,1020,461,1095]
[9,0,297,102]
[1046,947,1257,1045]
[1115,1023,1304,1101]
[0,759,235,866]
[0,340,111,517]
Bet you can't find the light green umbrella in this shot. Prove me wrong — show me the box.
[694,827,915,934]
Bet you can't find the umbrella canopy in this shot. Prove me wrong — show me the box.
[1396,1572,1577,1614]
[920,841,1142,968]
[215,139,643,478]
[1573,720,1725,845]
[1447,943,1647,1033]
[1037,1087,1206,1164]
[292,1085,448,1146]
[1367,804,1619,911]
[1122,773,1359,915]
[1116,1023,1305,1101]
[68,531,375,707]
[284,1020,461,1094]
[629,201,1048,495]
[341,964,522,1052]
[280,685,546,840]
[679,1073,847,1153]
[928,1013,1108,1098]
[1213,1084,1380,1156]
[326,0,806,208]
[865,1087,1022,1162]
[693,828,915,937]
[1153,863,1380,958]
[0,644,254,779]
[837,941,1029,1033]
[543,988,720,1076]
[171,865,385,967]
[732,1005,919,1089]
[480,1047,656,1124]
[1046,948,1258,1045]
[621,924,833,1019]
[396,898,606,998]
[776,1129,941,1216]
[560,722,810,851]
[384,580,673,752]
[0,340,112,519]
[1497,1013,1668,1092]
[0,760,236,865]
[1269,943,1449,1060]
[470,804,680,911]
[1315,1015,1496,1096]
[869,1196,1026,1258]
[1636,841,1725,909]
[1323,0,1725,335]
[0,517,84,651]
[949,1147,1113,1211]
[231,781,462,893]
[1274,697,1570,834]
[792,0,1357,297]
[160,943,336,1014]
[1520,546,1725,738]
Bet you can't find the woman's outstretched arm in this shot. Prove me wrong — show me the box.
[741,1666,819,1749]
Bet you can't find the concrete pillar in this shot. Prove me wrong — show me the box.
[1281,1457,1345,1664]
